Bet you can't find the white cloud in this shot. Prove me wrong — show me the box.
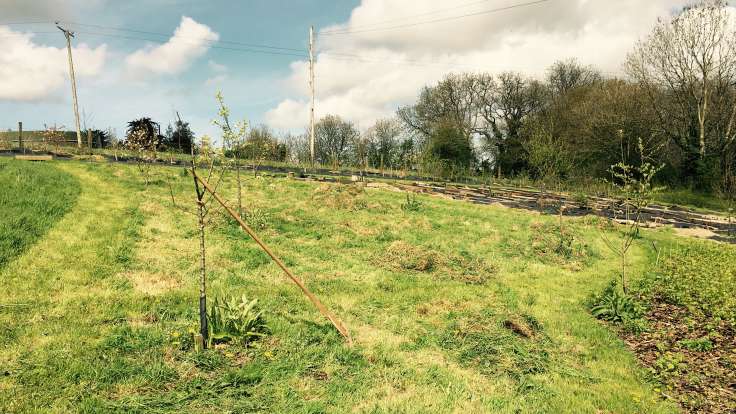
[208,59,228,73]
[204,59,228,86]
[266,0,691,130]
[204,74,227,86]
[0,26,107,101]
[125,16,219,77]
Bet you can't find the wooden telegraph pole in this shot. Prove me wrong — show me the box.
[309,26,316,169]
[18,121,23,153]
[56,23,83,148]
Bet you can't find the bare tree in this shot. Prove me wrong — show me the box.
[546,58,602,97]
[398,73,482,140]
[626,0,736,164]
[214,92,248,216]
[365,118,402,174]
[475,72,546,177]
[168,133,226,350]
[315,115,359,170]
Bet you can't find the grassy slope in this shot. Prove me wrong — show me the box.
[0,162,679,413]
[0,159,80,269]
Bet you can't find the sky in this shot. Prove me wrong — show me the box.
[0,0,691,140]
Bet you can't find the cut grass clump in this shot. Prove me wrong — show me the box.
[502,221,595,270]
[312,183,372,211]
[378,241,497,285]
[530,221,593,267]
[437,310,549,381]
[382,240,437,271]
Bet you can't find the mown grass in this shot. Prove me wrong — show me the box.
[0,159,80,269]
[0,161,687,413]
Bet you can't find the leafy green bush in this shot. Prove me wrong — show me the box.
[589,281,642,324]
[245,208,271,230]
[677,337,713,352]
[572,192,590,209]
[208,294,268,348]
[401,193,423,212]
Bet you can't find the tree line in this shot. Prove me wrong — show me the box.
[284,0,736,193]
[113,0,733,195]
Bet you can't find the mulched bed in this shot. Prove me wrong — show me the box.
[621,301,736,413]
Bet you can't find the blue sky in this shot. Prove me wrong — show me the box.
[1,0,690,141]
[1,0,359,138]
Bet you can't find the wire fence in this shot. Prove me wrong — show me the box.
[0,129,79,152]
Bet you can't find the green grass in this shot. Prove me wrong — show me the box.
[0,161,690,413]
[0,159,80,269]
[652,189,734,214]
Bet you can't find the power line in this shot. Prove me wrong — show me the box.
[3,29,625,77]
[0,31,57,38]
[74,30,308,58]
[0,20,53,26]
[322,0,496,33]
[2,20,306,53]
[60,21,306,53]
[320,0,553,36]
[2,18,627,78]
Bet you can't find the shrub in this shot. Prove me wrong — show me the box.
[401,193,423,212]
[572,192,590,209]
[208,294,268,348]
[678,337,714,352]
[589,281,642,324]
[245,208,271,230]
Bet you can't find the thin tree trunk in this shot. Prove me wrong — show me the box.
[235,155,243,217]
[621,246,627,293]
[197,200,208,347]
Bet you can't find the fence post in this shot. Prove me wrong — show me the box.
[18,122,23,153]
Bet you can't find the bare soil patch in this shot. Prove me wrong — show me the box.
[622,302,736,413]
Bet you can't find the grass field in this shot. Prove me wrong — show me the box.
[0,159,80,269]
[2,159,725,413]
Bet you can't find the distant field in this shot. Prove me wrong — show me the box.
[0,160,731,412]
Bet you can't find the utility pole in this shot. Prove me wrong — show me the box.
[176,111,183,152]
[309,25,315,169]
[57,23,83,148]
[18,121,23,153]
